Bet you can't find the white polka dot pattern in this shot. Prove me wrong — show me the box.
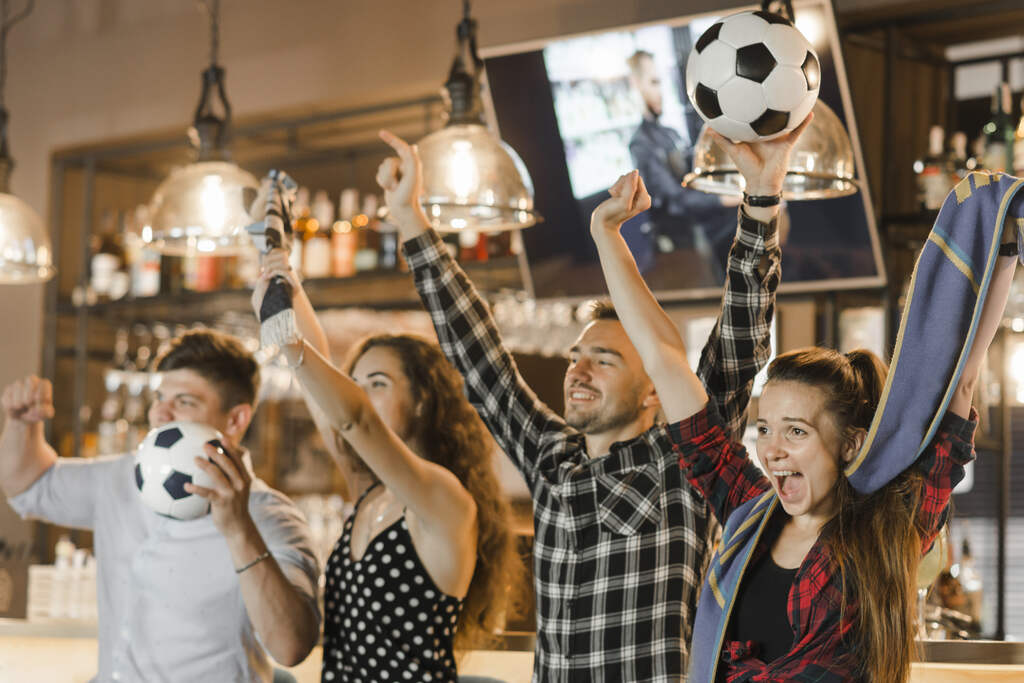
[322,485,463,682]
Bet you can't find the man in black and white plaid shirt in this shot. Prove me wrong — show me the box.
[375,132,782,682]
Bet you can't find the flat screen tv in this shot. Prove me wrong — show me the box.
[481,0,884,300]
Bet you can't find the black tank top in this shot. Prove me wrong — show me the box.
[729,537,798,665]
[321,483,464,682]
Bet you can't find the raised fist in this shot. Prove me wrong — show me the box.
[2,376,55,424]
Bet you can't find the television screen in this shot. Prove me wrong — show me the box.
[482,1,884,300]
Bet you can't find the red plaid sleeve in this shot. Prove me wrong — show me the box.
[666,404,771,525]
[914,407,978,551]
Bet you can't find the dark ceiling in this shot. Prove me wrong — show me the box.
[837,0,1024,46]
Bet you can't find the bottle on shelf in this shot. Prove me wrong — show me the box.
[377,204,399,271]
[982,82,1014,174]
[953,538,984,627]
[353,195,381,273]
[290,187,311,275]
[303,190,334,279]
[913,125,951,212]
[487,230,515,260]
[331,188,358,278]
[127,204,160,298]
[948,131,975,184]
[90,209,127,301]
[458,229,489,263]
[1014,93,1024,176]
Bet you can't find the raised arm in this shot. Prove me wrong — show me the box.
[376,130,575,482]
[591,116,812,425]
[0,376,58,498]
[948,219,1018,418]
[251,270,477,545]
[590,172,708,423]
[250,251,369,501]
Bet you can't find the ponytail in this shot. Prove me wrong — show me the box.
[766,347,921,682]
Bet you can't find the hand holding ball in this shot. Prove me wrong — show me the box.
[686,10,819,142]
[134,421,226,520]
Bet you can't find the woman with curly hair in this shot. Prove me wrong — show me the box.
[252,254,521,683]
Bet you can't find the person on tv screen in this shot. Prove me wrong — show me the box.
[626,49,733,279]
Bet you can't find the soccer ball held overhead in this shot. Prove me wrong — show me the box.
[685,10,820,142]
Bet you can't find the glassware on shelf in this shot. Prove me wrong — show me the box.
[917,525,949,640]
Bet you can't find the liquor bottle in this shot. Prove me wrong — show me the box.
[377,214,400,271]
[353,195,381,273]
[487,230,514,260]
[1014,94,1024,176]
[90,209,126,301]
[374,199,399,271]
[290,187,311,275]
[982,83,1014,173]
[303,190,333,279]
[956,539,983,625]
[128,204,161,297]
[914,125,950,211]
[948,131,975,184]
[458,229,488,262]
[332,189,358,277]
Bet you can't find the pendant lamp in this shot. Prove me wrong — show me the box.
[145,0,258,255]
[683,0,858,200]
[416,0,539,232]
[0,0,54,284]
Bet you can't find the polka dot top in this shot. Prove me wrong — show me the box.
[322,484,464,682]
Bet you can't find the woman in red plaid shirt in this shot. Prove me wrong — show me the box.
[590,127,1018,681]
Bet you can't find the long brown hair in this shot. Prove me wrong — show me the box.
[344,334,523,652]
[767,347,925,683]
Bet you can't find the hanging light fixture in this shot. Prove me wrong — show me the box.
[416,0,540,233]
[683,0,858,201]
[684,100,857,200]
[145,0,257,255]
[0,0,54,284]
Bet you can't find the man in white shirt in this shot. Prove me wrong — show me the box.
[0,330,321,682]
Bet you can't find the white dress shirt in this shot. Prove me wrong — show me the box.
[10,452,320,682]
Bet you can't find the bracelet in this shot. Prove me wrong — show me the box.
[285,338,306,370]
[742,192,783,207]
[235,551,271,574]
[999,241,1019,257]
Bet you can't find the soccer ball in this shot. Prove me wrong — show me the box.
[134,421,224,520]
[685,10,820,142]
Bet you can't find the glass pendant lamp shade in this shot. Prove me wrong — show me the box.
[145,161,258,255]
[0,192,55,283]
[683,100,858,200]
[419,123,538,232]
[146,0,258,255]
[416,0,540,233]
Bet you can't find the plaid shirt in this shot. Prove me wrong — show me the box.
[402,210,779,682]
[666,404,978,682]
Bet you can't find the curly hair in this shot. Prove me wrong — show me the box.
[343,334,524,652]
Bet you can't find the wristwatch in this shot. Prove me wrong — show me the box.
[742,192,783,207]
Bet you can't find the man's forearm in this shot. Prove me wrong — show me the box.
[228,520,319,666]
[697,209,780,442]
[0,421,57,498]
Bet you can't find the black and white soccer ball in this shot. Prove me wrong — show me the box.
[685,10,820,142]
[134,421,224,520]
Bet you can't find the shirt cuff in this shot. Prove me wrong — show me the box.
[665,403,720,446]
[400,229,449,271]
[939,406,979,445]
[737,207,779,247]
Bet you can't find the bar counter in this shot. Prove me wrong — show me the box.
[2,619,1024,682]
